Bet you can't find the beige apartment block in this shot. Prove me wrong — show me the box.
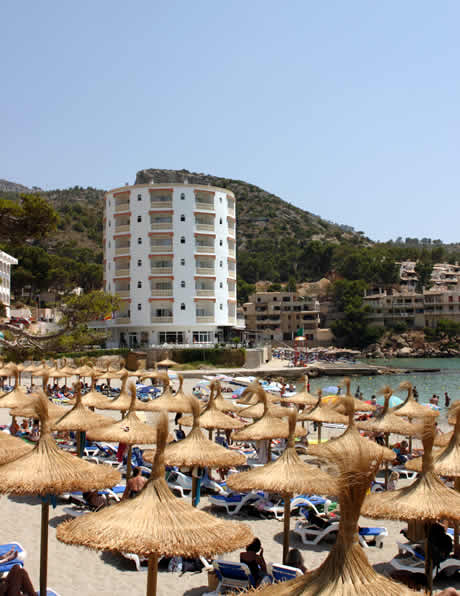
[243,291,323,344]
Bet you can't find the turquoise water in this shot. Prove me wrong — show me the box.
[305,358,460,417]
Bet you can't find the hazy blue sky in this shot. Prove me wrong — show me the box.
[2,1,459,242]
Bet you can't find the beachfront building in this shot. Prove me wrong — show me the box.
[0,250,18,318]
[100,183,237,348]
[424,288,460,328]
[399,260,460,291]
[363,289,425,329]
[243,291,330,345]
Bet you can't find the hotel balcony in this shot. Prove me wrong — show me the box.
[228,247,236,257]
[195,223,215,232]
[196,267,215,276]
[195,199,215,211]
[196,288,215,297]
[150,243,173,253]
[196,315,214,323]
[196,244,215,254]
[114,224,130,234]
[149,192,173,209]
[151,220,173,230]
[114,201,130,213]
[115,290,130,298]
[151,266,173,275]
[151,315,173,323]
[115,245,130,256]
[114,268,130,277]
[115,316,130,324]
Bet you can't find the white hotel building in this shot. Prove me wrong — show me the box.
[0,250,18,318]
[102,183,237,348]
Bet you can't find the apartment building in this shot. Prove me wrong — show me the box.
[100,183,237,348]
[364,288,425,329]
[0,250,18,318]
[243,292,322,343]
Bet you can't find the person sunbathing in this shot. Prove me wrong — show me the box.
[286,548,307,574]
[240,537,270,586]
[124,467,147,499]
[0,551,35,596]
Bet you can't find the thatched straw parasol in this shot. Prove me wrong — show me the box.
[30,360,49,378]
[307,397,395,464]
[251,402,415,596]
[157,358,177,368]
[80,372,114,410]
[144,397,246,505]
[98,372,133,411]
[239,390,289,420]
[179,382,246,437]
[280,375,317,407]
[56,410,253,596]
[213,380,243,414]
[0,364,35,410]
[434,430,453,447]
[87,383,165,486]
[227,410,338,563]
[10,373,69,423]
[237,380,278,405]
[53,383,112,455]
[362,421,460,593]
[45,360,66,379]
[75,363,96,378]
[141,373,190,413]
[328,377,376,414]
[393,381,439,452]
[0,431,33,464]
[232,388,306,462]
[357,386,422,487]
[0,391,120,595]
[297,390,348,444]
[58,358,78,378]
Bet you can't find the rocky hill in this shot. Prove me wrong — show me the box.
[0,179,30,193]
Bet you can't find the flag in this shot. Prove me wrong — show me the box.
[104,313,112,320]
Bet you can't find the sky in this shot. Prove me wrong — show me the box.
[2,1,459,243]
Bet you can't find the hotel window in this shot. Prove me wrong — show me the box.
[108,221,111,227]
[219,260,223,267]
[180,193,185,200]
[180,214,185,222]
[181,281,186,288]
[137,215,142,223]
[137,259,142,266]
[219,218,223,224]
[137,194,142,201]
[108,241,111,248]
[138,237,142,245]
[220,303,223,310]
[180,258,185,265]
[219,239,223,246]
[181,303,186,310]
[180,236,185,244]
[137,303,142,311]
[219,282,223,288]
[137,281,142,289]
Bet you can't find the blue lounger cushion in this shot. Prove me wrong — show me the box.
[359,527,385,536]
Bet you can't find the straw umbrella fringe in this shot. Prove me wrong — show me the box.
[227,410,338,563]
[297,390,348,444]
[57,411,253,596]
[142,374,193,413]
[0,432,33,464]
[213,380,243,414]
[248,401,415,595]
[0,364,34,410]
[280,375,317,407]
[0,391,120,595]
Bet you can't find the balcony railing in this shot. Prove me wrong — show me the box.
[195,223,215,232]
[115,202,130,213]
[151,316,173,323]
[196,315,214,323]
[115,316,130,324]
[151,200,172,209]
[227,207,236,217]
[115,290,130,298]
[115,246,130,256]
[151,267,173,274]
[114,269,130,277]
[151,222,172,230]
[228,270,236,278]
[151,288,173,296]
[196,245,215,253]
[196,267,215,275]
[114,224,130,233]
[195,200,214,211]
[228,227,236,237]
[150,244,173,253]
[228,291,236,298]
[228,248,236,257]
[196,289,214,297]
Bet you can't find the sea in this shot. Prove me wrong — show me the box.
[305,357,460,420]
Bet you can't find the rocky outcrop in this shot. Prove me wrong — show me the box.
[363,331,460,358]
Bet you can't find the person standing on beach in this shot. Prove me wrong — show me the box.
[445,392,451,408]
[413,386,419,401]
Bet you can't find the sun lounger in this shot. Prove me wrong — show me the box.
[166,470,192,498]
[393,466,418,481]
[269,563,303,582]
[209,491,265,515]
[213,560,256,591]
[122,552,148,571]
[294,518,340,545]
[358,527,388,548]
[0,542,27,576]
[391,542,460,578]
[37,589,61,595]
[255,495,332,521]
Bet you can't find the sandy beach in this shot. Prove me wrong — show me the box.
[0,373,457,595]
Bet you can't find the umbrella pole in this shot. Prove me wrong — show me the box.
[384,433,389,489]
[282,494,291,564]
[425,521,433,595]
[267,440,271,464]
[146,553,158,596]
[408,417,413,454]
[40,500,49,596]
[126,445,133,481]
[318,422,322,444]
[455,478,460,557]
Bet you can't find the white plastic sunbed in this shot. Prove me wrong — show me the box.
[209,491,264,515]
[390,542,460,579]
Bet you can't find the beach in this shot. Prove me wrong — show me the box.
[0,374,456,595]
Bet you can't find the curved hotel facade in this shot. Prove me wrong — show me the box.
[102,183,237,348]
